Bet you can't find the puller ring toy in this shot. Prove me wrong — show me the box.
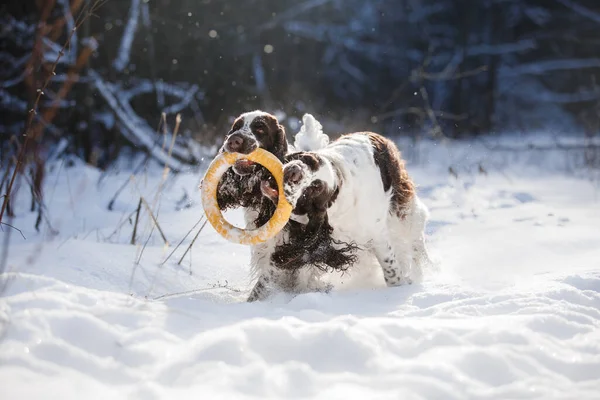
[200,148,292,245]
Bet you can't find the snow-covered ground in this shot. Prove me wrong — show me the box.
[1,136,600,399]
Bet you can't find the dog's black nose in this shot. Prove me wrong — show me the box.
[284,164,303,184]
[224,133,245,153]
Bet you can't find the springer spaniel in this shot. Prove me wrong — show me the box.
[215,110,289,229]
[254,132,432,301]
[214,110,329,226]
[208,110,331,300]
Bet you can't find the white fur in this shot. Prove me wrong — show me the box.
[311,134,431,285]
[245,208,330,301]
[247,133,433,301]
[238,110,270,132]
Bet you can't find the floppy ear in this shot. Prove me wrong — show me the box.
[263,115,288,160]
[272,122,288,160]
[300,186,334,241]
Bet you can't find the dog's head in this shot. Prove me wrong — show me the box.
[220,110,288,175]
[261,152,340,220]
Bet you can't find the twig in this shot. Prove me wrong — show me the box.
[177,219,208,265]
[153,281,243,301]
[154,112,181,204]
[0,222,26,240]
[130,197,142,245]
[0,215,14,290]
[107,113,166,210]
[165,114,181,169]
[132,113,180,256]
[417,65,488,81]
[6,167,48,233]
[160,216,204,266]
[0,0,106,226]
[140,196,168,246]
[105,208,138,242]
[135,223,155,265]
[22,171,58,235]
[419,86,444,138]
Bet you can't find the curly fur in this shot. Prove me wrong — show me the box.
[217,166,276,227]
[270,219,360,272]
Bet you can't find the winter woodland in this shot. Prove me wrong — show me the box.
[1,1,600,398]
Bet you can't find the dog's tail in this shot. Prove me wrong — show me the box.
[293,114,329,151]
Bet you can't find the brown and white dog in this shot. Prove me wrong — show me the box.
[254,132,433,301]
[215,110,329,224]
[212,110,331,300]
[215,110,289,228]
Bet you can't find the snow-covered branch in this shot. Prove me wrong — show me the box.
[467,39,537,56]
[0,74,24,89]
[407,3,450,23]
[0,89,28,113]
[57,0,77,64]
[113,0,140,72]
[91,70,187,170]
[0,54,29,82]
[162,85,199,116]
[518,88,600,104]
[252,52,268,95]
[283,22,402,64]
[90,70,201,170]
[115,81,200,162]
[500,59,600,77]
[554,0,600,24]
[259,0,334,32]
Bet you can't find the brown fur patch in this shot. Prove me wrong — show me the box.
[366,132,415,215]
[284,151,322,172]
[251,114,288,160]
[229,117,243,133]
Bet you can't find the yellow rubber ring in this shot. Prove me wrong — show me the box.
[200,148,293,245]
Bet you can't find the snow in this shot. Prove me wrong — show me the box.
[2,136,600,399]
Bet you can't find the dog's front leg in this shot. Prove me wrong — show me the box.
[372,234,412,287]
[247,266,300,302]
[247,273,273,302]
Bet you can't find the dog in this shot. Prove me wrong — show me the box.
[207,111,331,300]
[254,131,432,301]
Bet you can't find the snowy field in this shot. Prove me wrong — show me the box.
[1,136,600,399]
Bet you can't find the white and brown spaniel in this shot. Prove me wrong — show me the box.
[215,111,329,225]
[210,110,332,300]
[252,132,432,301]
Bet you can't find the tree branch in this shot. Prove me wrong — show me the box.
[554,0,600,25]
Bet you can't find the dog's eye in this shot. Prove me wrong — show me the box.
[254,123,266,134]
[311,181,323,189]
